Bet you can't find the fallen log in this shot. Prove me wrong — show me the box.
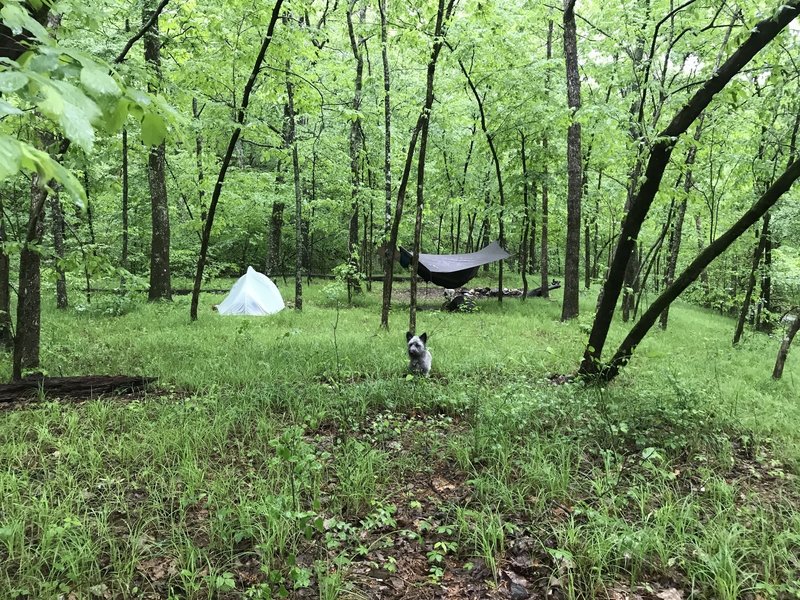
[0,375,156,402]
[527,280,562,297]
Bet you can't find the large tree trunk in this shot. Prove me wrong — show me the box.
[13,174,48,380]
[561,0,581,320]
[579,3,800,376]
[50,189,68,309]
[190,0,284,320]
[733,214,770,345]
[773,313,800,379]
[603,157,800,381]
[409,0,455,333]
[143,0,171,301]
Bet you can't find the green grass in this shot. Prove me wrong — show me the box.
[0,279,798,598]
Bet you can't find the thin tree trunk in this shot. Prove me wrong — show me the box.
[409,0,455,333]
[347,0,366,298]
[456,55,506,301]
[604,156,800,381]
[382,0,454,330]
[190,0,285,321]
[561,0,581,320]
[540,20,553,299]
[579,3,800,376]
[773,312,800,379]
[0,193,12,349]
[143,0,171,301]
[285,65,302,311]
[121,128,129,277]
[50,189,68,309]
[520,131,530,299]
[379,0,392,247]
[733,214,770,344]
[193,97,206,221]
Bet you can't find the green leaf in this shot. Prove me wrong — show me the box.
[0,99,22,118]
[0,136,22,180]
[60,102,95,151]
[141,112,167,146]
[1,3,49,42]
[0,71,28,92]
[80,63,120,97]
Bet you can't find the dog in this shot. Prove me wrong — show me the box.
[406,331,432,377]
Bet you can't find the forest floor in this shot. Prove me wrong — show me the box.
[1,277,799,599]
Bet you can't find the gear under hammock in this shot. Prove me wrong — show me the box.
[399,241,511,288]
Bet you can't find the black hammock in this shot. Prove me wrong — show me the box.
[399,241,511,288]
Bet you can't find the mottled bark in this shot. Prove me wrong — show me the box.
[13,175,48,379]
[561,0,581,320]
[144,0,171,301]
[285,66,303,311]
[773,313,800,379]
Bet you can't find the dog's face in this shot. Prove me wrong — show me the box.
[406,331,428,358]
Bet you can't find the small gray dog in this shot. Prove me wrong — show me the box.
[406,331,432,377]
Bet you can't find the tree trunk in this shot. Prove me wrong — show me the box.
[520,130,530,299]
[457,56,506,301]
[579,3,800,376]
[773,313,800,379]
[193,97,206,221]
[561,0,581,320]
[382,0,454,330]
[347,0,366,298]
[121,128,129,277]
[604,156,800,381]
[190,0,284,321]
[409,0,455,333]
[143,0,171,301]
[285,65,302,311]
[13,174,48,379]
[0,193,12,349]
[733,214,770,344]
[380,0,392,247]
[50,188,68,309]
[539,20,553,300]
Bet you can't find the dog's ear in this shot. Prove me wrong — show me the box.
[406,331,413,342]
[420,332,427,344]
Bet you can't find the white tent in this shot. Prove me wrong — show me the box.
[217,266,285,316]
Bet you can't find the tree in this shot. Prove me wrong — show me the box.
[579,2,800,377]
[190,0,285,322]
[561,0,581,320]
[604,156,800,381]
[143,0,172,301]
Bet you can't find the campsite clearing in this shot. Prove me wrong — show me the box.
[1,281,798,599]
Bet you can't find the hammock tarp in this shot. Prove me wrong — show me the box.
[399,241,511,288]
